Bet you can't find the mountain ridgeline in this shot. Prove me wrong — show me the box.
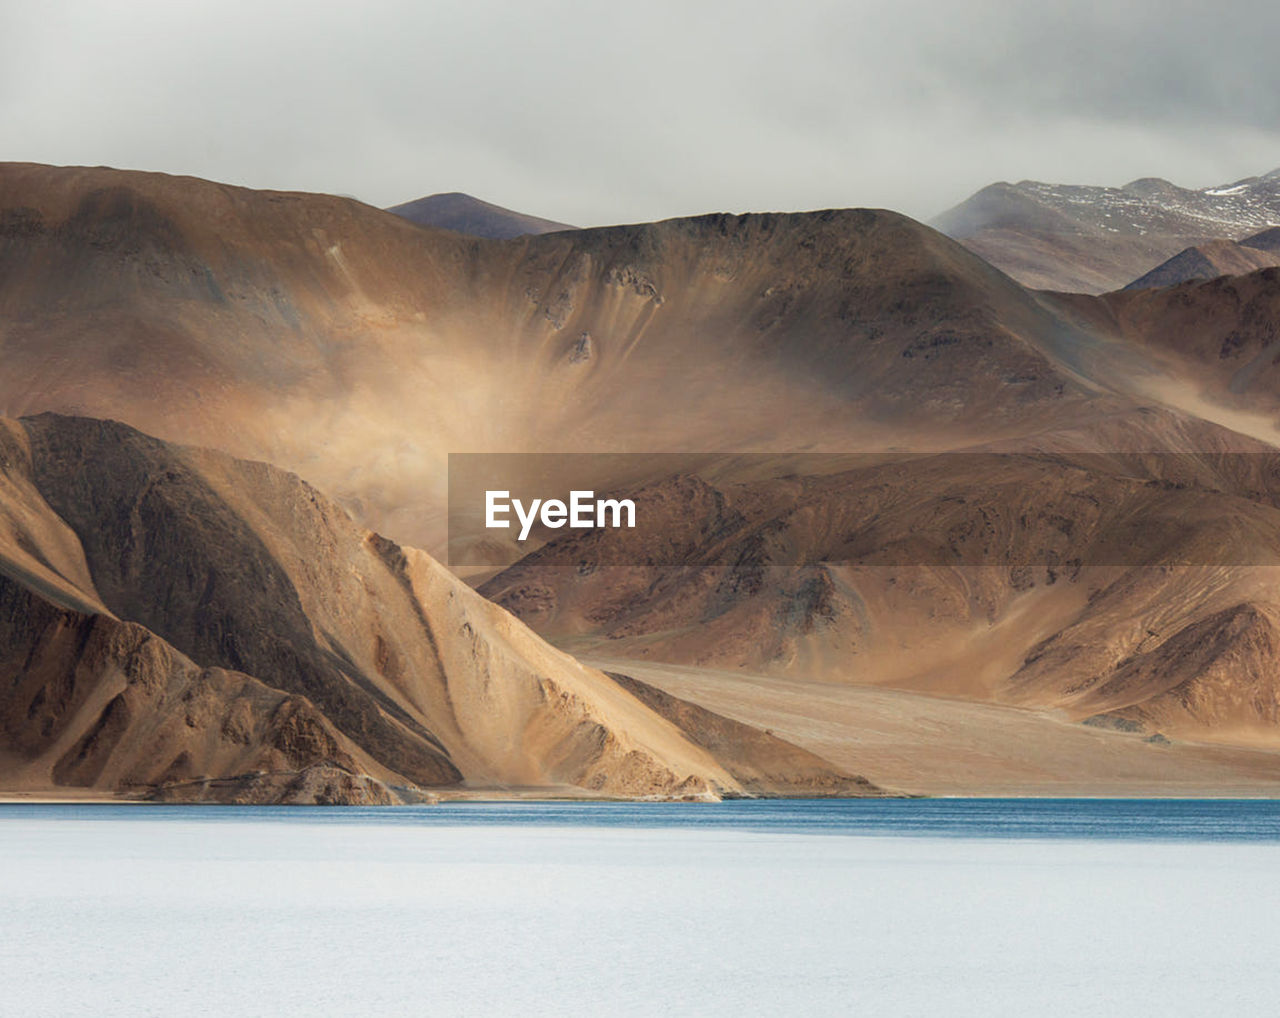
[386,191,576,238]
[0,161,1118,555]
[934,170,1280,293]
[6,161,1280,794]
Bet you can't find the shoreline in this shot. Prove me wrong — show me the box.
[8,790,1280,806]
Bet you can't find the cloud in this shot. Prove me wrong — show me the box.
[1,0,1277,225]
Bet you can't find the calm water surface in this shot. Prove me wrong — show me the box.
[2,799,1279,1017]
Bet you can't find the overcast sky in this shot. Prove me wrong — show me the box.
[2,0,1278,226]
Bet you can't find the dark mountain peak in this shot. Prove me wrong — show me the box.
[1124,237,1280,290]
[386,191,575,239]
[1121,176,1177,196]
[1243,226,1280,253]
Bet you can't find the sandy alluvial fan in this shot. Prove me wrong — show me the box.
[5,161,1280,796]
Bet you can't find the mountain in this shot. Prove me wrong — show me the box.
[1243,226,1280,254]
[386,191,575,238]
[1055,266,1280,419]
[1125,229,1280,289]
[10,162,1280,792]
[0,413,870,802]
[478,418,1280,746]
[933,170,1280,293]
[0,161,1123,559]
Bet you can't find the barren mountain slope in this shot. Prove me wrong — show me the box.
[1243,227,1280,254]
[599,659,1280,797]
[0,571,406,804]
[0,414,870,801]
[1052,268,1280,424]
[10,164,1280,774]
[0,162,1138,554]
[482,410,1280,746]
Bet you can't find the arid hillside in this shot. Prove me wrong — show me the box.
[1126,239,1280,290]
[9,163,1280,790]
[1052,267,1280,426]
[0,413,870,802]
[479,418,1280,748]
[0,161,1142,555]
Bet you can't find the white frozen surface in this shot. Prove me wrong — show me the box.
[2,808,1280,1017]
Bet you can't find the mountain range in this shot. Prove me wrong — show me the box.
[934,170,1280,292]
[6,161,1280,799]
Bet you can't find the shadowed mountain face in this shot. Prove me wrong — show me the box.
[1126,239,1280,290]
[934,171,1280,293]
[1243,227,1280,254]
[386,191,575,238]
[0,414,871,802]
[1054,268,1280,420]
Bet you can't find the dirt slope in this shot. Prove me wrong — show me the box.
[11,163,1280,782]
[0,414,868,801]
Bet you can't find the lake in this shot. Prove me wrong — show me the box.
[3,799,1279,1016]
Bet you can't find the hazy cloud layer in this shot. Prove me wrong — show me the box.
[2,0,1278,225]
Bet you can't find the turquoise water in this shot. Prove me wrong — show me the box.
[3,799,1280,1016]
[7,796,1280,839]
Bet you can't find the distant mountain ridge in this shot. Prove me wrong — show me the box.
[386,191,575,238]
[11,162,1280,792]
[1126,228,1280,289]
[934,169,1280,293]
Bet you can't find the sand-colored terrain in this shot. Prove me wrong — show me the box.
[0,161,1138,557]
[7,162,1280,795]
[1126,238,1280,290]
[0,414,866,803]
[597,658,1280,797]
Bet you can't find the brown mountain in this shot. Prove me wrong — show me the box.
[0,413,871,802]
[934,171,1280,293]
[9,162,1280,792]
[0,161,1125,559]
[1054,266,1280,422]
[386,191,575,238]
[1243,227,1280,254]
[478,421,1280,748]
